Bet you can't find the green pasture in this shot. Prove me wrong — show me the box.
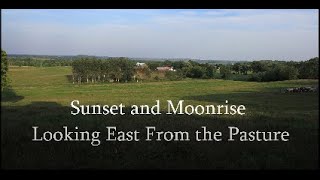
[1,66,319,169]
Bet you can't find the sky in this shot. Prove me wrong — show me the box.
[1,9,319,61]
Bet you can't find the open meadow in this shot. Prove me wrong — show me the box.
[1,66,319,169]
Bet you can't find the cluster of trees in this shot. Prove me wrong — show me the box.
[296,57,318,79]
[147,60,217,79]
[181,61,216,79]
[232,62,250,75]
[249,64,299,82]
[1,50,9,91]
[245,58,318,82]
[71,57,135,84]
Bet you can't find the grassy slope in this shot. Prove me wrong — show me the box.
[1,66,319,169]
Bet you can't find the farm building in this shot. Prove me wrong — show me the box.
[156,66,176,71]
[136,62,147,67]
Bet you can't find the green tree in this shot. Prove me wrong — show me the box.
[220,65,232,79]
[240,63,250,75]
[146,61,161,71]
[251,61,269,73]
[172,61,187,70]
[185,66,205,78]
[1,50,9,91]
[232,62,241,74]
[205,64,214,78]
[282,65,299,80]
[101,60,111,82]
[298,57,319,79]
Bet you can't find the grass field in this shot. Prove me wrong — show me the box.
[1,66,319,169]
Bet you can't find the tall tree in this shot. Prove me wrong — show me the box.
[1,50,9,91]
[240,63,250,75]
[232,62,241,74]
[205,64,214,78]
[251,61,269,73]
[220,65,232,79]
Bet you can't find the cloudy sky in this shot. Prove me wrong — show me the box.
[1,9,319,60]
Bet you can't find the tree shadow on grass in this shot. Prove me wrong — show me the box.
[25,101,62,108]
[182,90,318,108]
[1,88,24,103]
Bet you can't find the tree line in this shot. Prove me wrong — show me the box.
[152,58,319,82]
[72,57,135,84]
[6,53,319,83]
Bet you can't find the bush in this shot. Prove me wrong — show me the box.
[298,57,319,79]
[220,66,232,79]
[230,74,251,81]
[212,72,222,79]
[281,65,299,80]
[249,65,299,82]
[154,76,160,81]
[165,70,184,81]
[184,66,206,78]
[249,72,264,82]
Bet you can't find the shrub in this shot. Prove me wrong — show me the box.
[249,72,264,82]
[165,70,184,81]
[154,76,160,81]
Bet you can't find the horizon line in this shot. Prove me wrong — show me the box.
[6,53,319,62]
